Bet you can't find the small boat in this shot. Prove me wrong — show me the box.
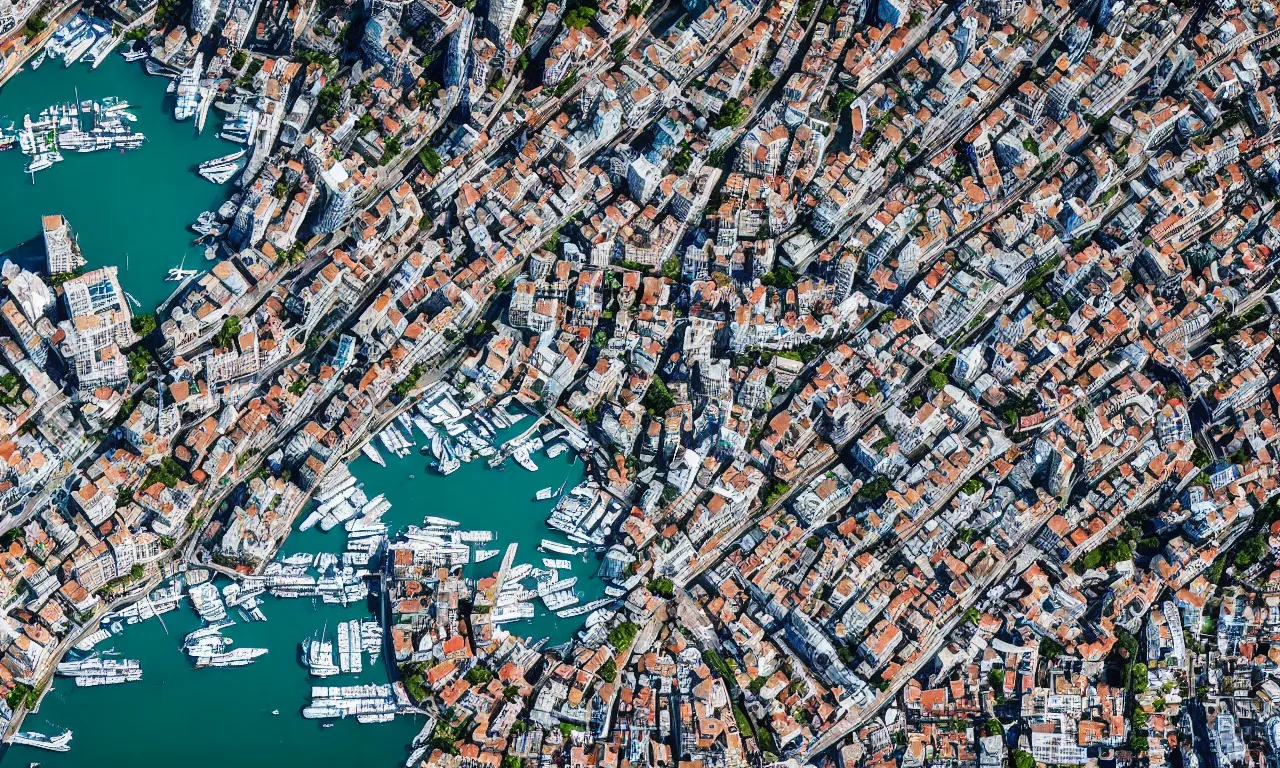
[322,723,334,729]
[272,709,280,715]
[540,539,586,556]
[166,254,198,282]
[535,487,556,501]
[361,442,386,467]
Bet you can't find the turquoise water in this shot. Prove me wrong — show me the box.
[287,423,602,643]
[9,593,424,767]
[0,53,607,768]
[0,54,239,312]
[6,427,601,767]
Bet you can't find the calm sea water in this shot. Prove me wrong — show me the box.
[0,54,239,312]
[8,435,599,767]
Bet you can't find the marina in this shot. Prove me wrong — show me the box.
[8,95,145,178]
[0,55,240,312]
[9,403,611,766]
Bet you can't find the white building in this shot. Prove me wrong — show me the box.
[43,214,83,276]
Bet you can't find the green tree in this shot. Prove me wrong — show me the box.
[214,317,242,348]
[1131,662,1148,693]
[760,267,797,289]
[670,150,692,175]
[608,621,639,652]
[564,6,597,28]
[1235,534,1267,568]
[315,83,343,120]
[646,577,674,597]
[128,349,153,384]
[464,666,494,685]
[642,377,676,414]
[713,98,748,129]
[1038,637,1064,659]
[1011,750,1036,768]
[419,147,443,175]
[131,313,157,337]
[143,457,186,489]
[857,475,891,501]
[379,135,402,165]
[833,88,856,112]
[598,658,616,682]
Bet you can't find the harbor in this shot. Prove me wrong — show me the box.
[6,585,422,767]
[5,394,612,766]
[286,394,610,643]
[0,53,239,311]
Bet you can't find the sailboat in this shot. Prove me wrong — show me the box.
[166,253,198,282]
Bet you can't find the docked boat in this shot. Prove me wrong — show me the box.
[185,634,233,657]
[361,621,383,661]
[302,626,339,677]
[538,576,578,595]
[491,602,536,624]
[542,589,580,611]
[25,151,62,174]
[74,628,111,651]
[10,731,72,752]
[199,161,241,184]
[540,539,586,556]
[30,52,46,69]
[190,210,223,236]
[173,54,203,121]
[75,671,142,686]
[83,33,116,68]
[61,27,98,67]
[183,618,236,645]
[188,582,228,622]
[361,441,386,467]
[195,647,268,668]
[542,558,572,570]
[166,254,198,282]
[197,148,246,183]
[513,447,539,472]
[475,548,500,563]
